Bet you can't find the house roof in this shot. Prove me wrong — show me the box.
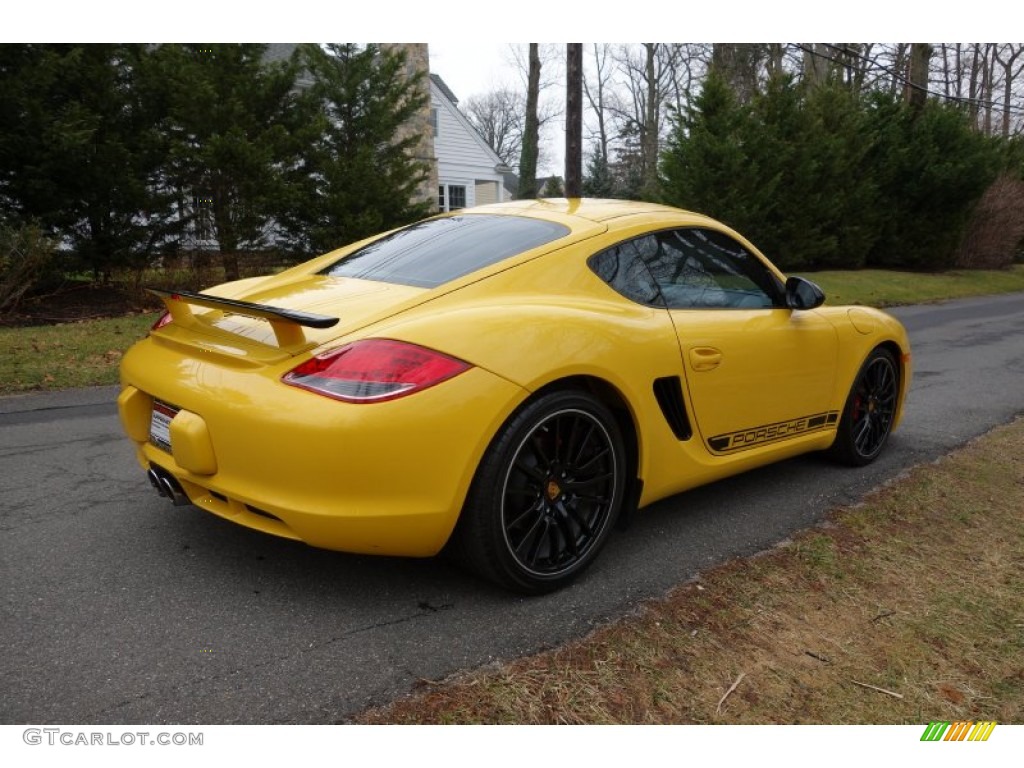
[429,74,460,106]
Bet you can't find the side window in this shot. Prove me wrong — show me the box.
[651,228,783,309]
[588,236,665,307]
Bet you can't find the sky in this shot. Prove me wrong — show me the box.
[429,43,525,105]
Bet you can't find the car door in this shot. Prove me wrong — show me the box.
[639,227,839,456]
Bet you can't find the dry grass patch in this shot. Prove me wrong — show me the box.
[357,419,1024,724]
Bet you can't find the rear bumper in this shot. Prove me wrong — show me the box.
[118,342,526,557]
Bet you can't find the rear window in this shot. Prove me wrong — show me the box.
[321,215,570,288]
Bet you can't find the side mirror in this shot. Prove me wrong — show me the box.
[785,276,826,310]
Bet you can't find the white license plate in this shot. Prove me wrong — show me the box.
[149,402,178,452]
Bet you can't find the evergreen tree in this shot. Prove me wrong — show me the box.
[663,74,932,272]
[0,44,178,277]
[608,123,648,201]
[865,94,1000,270]
[660,73,754,231]
[154,43,302,281]
[582,144,615,197]
[741,76,877,270]
[540,175,564,197]
[278,44,431,255]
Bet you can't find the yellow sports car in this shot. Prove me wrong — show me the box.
[118,199,911,593]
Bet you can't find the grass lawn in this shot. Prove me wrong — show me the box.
[808,264,1024,306]
[0,312,157,395]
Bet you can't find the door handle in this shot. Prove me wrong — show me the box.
[689,346,723,372]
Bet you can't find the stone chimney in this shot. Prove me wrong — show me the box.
[381,43,438,212]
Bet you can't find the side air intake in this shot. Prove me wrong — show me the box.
[653,376,693,441]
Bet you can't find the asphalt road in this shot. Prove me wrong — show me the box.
[2,293,1023,724]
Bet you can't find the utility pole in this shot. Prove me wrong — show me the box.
[565,43,583,198]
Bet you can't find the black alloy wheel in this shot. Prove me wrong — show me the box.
[453,390,626,593]
[829,347,899,466]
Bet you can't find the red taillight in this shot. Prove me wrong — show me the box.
[151,311,172,331]
[282,339,471,403]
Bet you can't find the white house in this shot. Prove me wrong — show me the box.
[429,73,512,212]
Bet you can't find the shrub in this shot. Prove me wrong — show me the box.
[0,224,57,315]
[954,174,1024,269]
[660,81,1005,273]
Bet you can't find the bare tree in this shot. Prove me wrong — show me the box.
[981,43,997,134]
[462,89,524,167]
[968,43,988,127]
[583,43,615,167]
[835,43,875,91]
[508,43,564,174]
[606,43,689,197]
[888,44,911,95]
[929,43,1024,135]
[801,43,831,88]
[939,43,959,98]
[993,44,1024,137]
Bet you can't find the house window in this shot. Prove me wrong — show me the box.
[438,184,467,212]
[430,108,439,137]
[448,185,466,210]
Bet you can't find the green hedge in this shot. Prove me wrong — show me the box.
[660,74,1004,272]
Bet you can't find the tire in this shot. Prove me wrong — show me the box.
[828,347,899,467]
[453,389,626,594]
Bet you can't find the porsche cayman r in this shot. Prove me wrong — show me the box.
[118,198,911,593]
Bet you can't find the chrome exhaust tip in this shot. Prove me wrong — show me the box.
[147,468,167,497]
[148,466,191,507]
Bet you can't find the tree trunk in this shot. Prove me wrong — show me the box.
[713,43,760,102]
[940,43,952,97]
[982,44,995,135]
[213,183,240,282]
[564,44,582,198]
[641,43,659,198]
[802,43,829,89]
[767,43,784,78]
[517,44,541,200]
[890,44,909,95]
[968,44,983,128]
[906,43,932,113]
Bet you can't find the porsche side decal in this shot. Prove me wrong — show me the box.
[708,412,840,453]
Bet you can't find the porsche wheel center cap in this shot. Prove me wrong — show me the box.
[546,480,562,501]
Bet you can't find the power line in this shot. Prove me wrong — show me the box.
[794,43,1024,120]
[824,43,1007,110]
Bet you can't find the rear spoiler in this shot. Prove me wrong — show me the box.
[148,287,339,348]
